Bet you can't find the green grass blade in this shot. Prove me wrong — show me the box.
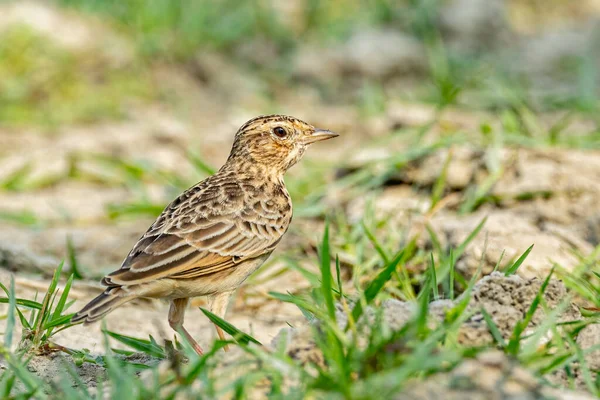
[348,247,405,329]
[106,202,165,219]
[29,292,39,326]
[5,276,16,349]
[446,260,480,325]
[449,249,455,300]
[110,348,134,356]
[0,281,43,310]
[183,342,229,385]
[43,314,76,330]
[50,274,74,322]
[187,151,216,175]
[33,261,64,331]
[283,257,320,287]
[319,223,336,320]
[6,356,46,398]
[430,150,451,209]
[362,221,389,264]
[0,298,43,309]
[199,308,261,346]
[31,262,65,345]
[504,245,534,276]
[63,299,76,311]
[364,248,406,302]
[67,237,84,280]
[56,362,91,399]
[270,292,324,320]
[480,308,506,347]
[426,224,442,257]
[492,249,506,273]
[269,292,349,344]
[507,267,554,355]
[103,330,165,358]
[335,255,343,300]
[15,306,32,330]
[0,370,16,399]
[0,210,39,226]
[429,253,438,300]
[455,217,487,258]
[568,335,599,396]
[0,162,32,191]
[521,299,570,357]
[416,273,431,334]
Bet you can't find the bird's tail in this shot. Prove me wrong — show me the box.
[71,287,134,324]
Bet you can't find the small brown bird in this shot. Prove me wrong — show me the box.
[72,115,337,355]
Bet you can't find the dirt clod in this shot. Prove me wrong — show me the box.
[397,351,595,400]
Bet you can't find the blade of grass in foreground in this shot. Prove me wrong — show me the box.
[45,274,75,336]
[347,247,407,330]
[282,256,321,287]
[0,370,17,399]
[320,222,336,320]
[50,274,74,320]
[480,308,506,347]
[449,249,455,300]
[335,255,343,300]
[4,276,16,349]
[33,262,64,334]
[6,356,46,399]
[416,269,432,334]
[521,298,570,357]
[362,221,390,264]
[0,282,37,331]
[568,335,599,396]
[0,297,42,309]
[269,292,349,345]
[506,267,554,355]
[43,314,76,330]
[429,253,439,300]
[0,280,43,310]
[103,330,166,358]
[200,308,261,346]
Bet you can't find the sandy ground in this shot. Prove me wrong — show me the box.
[2,97,600,342]
[2,103,599,358]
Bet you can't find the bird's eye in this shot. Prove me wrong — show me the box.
[273,126,288,138]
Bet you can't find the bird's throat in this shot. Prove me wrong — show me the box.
[223,157,284,184]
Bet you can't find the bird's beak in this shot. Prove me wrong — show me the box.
[303,128,339,144]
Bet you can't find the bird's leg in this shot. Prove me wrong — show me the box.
[208,290,235,352]
[168,298,204,356]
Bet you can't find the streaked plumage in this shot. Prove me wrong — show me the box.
[72,115,337,354]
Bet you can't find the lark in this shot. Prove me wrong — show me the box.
[72,115,337,355]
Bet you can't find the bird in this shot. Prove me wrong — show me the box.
[71,115,338,355]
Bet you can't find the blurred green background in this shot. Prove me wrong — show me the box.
[2,0,599,128]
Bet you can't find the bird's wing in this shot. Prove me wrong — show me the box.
[103,175,290,286]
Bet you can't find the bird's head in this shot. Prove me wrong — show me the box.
[226,115,338,174]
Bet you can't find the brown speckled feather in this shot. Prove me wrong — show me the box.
[104,170,291,286]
